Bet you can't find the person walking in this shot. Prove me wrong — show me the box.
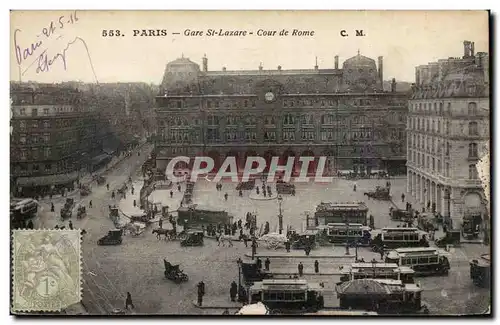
[125,292,135,310]
[314,260,319,274]
[264,258,270,271]
[230,281,238,302]
[27,220,34,230]
[51,202,55,212]
[159,218,163,229]
[89,200,93,208]
[224,193,228,201]
[106,183,110,191]
[199,281,206,305]
[170,190,173,198]
[68,220,73,230]
[298,262,304,277]
[256,257,262,270]
[379,249,384,261]
[401,193,405,202]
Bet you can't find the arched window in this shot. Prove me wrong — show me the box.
[469,164,478,179]
[469,122,478,136]
[468,102,477,115]
[469,143,478,157]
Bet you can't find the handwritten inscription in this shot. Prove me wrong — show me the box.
[13,10,87,76]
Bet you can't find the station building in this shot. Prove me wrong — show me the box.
[155,53,408,176]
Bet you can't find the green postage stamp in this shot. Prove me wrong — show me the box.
[11,229,82,312]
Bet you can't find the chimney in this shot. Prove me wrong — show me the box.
[391,78,397,92]
[278,65,282,71]
[471,42,475,57]
[222,67,226,71]
[259,63,263,71]
[415,67,420,85]
[378,56,384,86]
[334,55,339,69]
[314,56,318,70]
[202,54,208,72]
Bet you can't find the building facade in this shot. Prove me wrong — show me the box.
[155,53,408,175]
[10,85,111,196]
[406,41,490,228]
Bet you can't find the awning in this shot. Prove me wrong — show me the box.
[91,153,111,165]
[16,172,79,187]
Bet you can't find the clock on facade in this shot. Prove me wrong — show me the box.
[265,92,275,102]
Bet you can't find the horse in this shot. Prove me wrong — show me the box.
[217,234,234,247]
[152,228,170,240]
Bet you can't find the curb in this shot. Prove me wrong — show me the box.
[191,300,242,310]
[264,271,342,276]
[244,253,357,259]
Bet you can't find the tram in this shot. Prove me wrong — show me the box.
[371,227,429,252]
[325,223,371,245]
[385,247,450,276]
[339,262,415,284]
[248,279,324,312]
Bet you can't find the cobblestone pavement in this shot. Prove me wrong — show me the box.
[32,167,490,315]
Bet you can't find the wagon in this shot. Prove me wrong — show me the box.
[163,259,189,283]
[364,186,391,200]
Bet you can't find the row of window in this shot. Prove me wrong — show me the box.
[14,160,72,174]
[382,233,420,241]
[16,106,74,117]
[400,256,439,266]
[409,101,478,116]
[409,118,480,136]
[15,119,97,130]
[409,150,448,176]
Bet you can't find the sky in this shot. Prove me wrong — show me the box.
[10,10,489,84]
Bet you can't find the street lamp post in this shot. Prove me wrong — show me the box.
[345,221,350,255]
[277,195,283,235]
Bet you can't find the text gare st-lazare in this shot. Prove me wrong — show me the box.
[185,29,315,36]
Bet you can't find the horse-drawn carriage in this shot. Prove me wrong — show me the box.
[390,208,412,222]
[180,230,204,247]
[236,179,255,191]
[124,222,146,236]
[61,198,75,220]
[93,174,106,185]
[364,186,391,200]
[76,206,87,219]
[163,259,189,283]
[80,185,91,197]
[97,229,123,245]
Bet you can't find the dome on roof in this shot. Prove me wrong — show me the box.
[343,53,377,69]
[167,56,198,66]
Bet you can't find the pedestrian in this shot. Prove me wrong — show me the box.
[125,292,135,310]
[133,199,137,207]
[314,260,319,274]
[353,184,357,192]
[159,218,163,229]
[251,239,257,258]
[264,258,270,271]
[224,193,228,201]
[89,200,93,208]
[27,220,34,230]
[285,240,291,252]
[178,184,181,192]
[401,193,405,202]
[427,201,431,209]
[298,262,304,277]
[256,257,262,269]
[256,187,260,195]
[170,190,173,198]
[239,189,243,197]
[230,281,238,302]
[69,220,73,230]
[379,249,384,261]
[51,203,55,212]
[197,281,205,306]
[131,187,134,195]
[107,183,110,191]
[112,191,115,199]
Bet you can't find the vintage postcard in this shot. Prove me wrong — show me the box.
[10,10,491,316]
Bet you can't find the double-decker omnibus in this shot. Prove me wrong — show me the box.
[371,227,429,252]
[310,202,368,228]
[10,198,38,221]
[249,279,324,312]
[325,223,371,245]
[339,262,415,284]
[470,253,490,288]
[385,247,450,276]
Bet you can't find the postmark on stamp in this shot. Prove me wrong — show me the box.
[11,229,82,312]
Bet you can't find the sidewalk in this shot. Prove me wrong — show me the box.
[246,246,358,259]
[192,296,243,309]
[21,141,151,203]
